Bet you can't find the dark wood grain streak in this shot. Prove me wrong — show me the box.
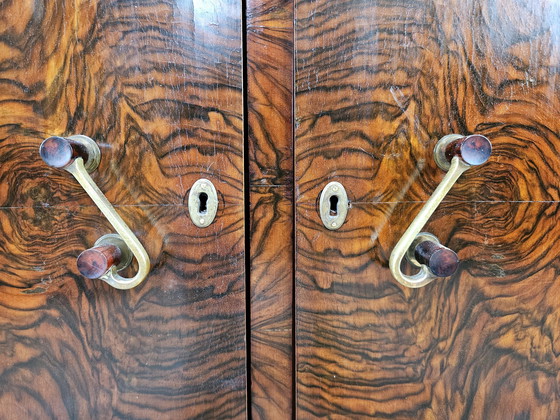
[295,0,560,418]
[0,1,246,418]
[247,0,294,417]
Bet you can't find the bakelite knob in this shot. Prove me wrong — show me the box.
[39,136,90,169]
[444,134,492,166]
[77,244,122,279]
[414,240,459,277]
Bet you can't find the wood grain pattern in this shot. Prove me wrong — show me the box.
[0,0,244,207]
[247,0,294,417]
[250,186,293,419]
[0,1,246,418]
[0,204,246,418]
[295,0,560,417]
[248,0,294,185]
[297,201,560,418]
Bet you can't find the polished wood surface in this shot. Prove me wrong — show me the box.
[0,0,244,208]
[295,0,560,418]
[247,0,294,417]
[249,186,294,419]
[3,0,560,417]
[0,1,246,418]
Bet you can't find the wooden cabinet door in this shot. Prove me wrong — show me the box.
[295,0,560,418]
[3,0,560,418]
[0,1,246,418]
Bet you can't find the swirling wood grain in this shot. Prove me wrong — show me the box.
[250,186,293,419]
[295,0,560,418]
[0,0,246,418]
[0,0,244,207]
[247,0,294,417]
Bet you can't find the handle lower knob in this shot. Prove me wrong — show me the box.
[77,244,122,279]
[414,240,459,277]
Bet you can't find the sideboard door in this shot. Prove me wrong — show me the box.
[0,1,246,418]
[295,0,560,417]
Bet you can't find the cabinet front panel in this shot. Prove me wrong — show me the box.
[0,1,246,418]
[247,0,295,417]
[295,0,560,418]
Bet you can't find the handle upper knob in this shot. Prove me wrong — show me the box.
[40,136,89,169]
[434,134,492,171]
[40,135,101,173]
[444,135,491,166]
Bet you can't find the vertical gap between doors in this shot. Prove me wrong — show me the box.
[291,0,297,417]
[241,0,252,417]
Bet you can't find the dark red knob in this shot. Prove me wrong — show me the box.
[414,240,459,277]
[40,136,90,168]
[444,134,492,166]
[77,245,122,279]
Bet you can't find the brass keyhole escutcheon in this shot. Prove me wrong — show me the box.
[319,182,349,230]
[188,179,218,228]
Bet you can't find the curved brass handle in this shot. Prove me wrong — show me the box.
[40,135,150,289]
[389,134,491,288]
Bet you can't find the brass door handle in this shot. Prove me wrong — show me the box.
[389,134,491,288]
[40,135,150,289]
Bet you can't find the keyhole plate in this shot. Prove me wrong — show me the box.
[188,179,218,228]
[319,181,349,230]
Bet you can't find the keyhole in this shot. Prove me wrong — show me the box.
[329,195,339,216]
[199,192,208,214]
